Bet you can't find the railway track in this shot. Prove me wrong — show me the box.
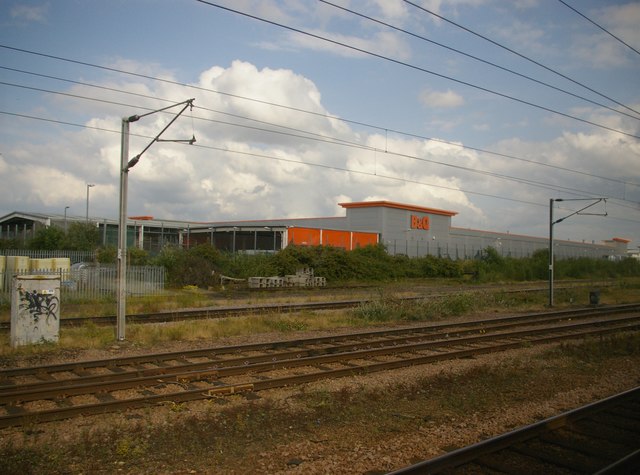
[0,298,361,331]
[0,282,607,331]
[1,304,638,429]
[389,386,640,474]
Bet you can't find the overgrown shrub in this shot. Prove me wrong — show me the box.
[149,243,640,289]
[153,244,225,288]
[96,245,117,264]
[28,226,66,250]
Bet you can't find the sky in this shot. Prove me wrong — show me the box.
[1,0,639,248]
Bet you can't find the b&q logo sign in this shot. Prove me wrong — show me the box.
[410,215,430,230]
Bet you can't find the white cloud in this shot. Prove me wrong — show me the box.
[491,19,545,52]
[370,0,409,21]
[598,2,640,51]
[286,28,412,60]
[1,55,637,244]
[420,88,465,108]
[567,3,640,69]
[11,3,48,24]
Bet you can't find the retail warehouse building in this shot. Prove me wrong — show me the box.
[0,201,630,260]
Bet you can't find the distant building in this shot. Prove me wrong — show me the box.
[0,201,628,260]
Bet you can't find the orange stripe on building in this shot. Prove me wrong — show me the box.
[288,227,378,250]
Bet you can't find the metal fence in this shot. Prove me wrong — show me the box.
[1,265,165,299]
[383,238,614,260]
[1,250,165,298]
[1,249,96,264]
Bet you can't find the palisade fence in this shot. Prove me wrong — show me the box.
[1,249,96,264]
[0,250,165,299]
[383,238,613,260]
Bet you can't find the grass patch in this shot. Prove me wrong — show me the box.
[350,289,550,324]
[545,332,640,363]
[2,283,637,357]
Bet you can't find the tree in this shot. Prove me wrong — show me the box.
[62,222,100,251]
[28,226,65,250]
[96,245,117,264]
[154,244,222,288]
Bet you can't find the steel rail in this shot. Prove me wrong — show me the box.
[0,315,638,428]
[3,313,638,402]
[388,386,640,474]
[1,303,637,382]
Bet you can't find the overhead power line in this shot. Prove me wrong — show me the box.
[318,0,640,122]
[192,1,640,140]
[558,0,640,57]
[0,109,541,208]
[402,0,640,118]
[3,108,638,223]
[0,80,602,199]
[2,75,638,201]
[3,59,638,192]
[1,93,637,209]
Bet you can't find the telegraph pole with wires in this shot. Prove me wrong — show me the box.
[117,99,196,341]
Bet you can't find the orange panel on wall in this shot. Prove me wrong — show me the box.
[288,227,378,250]
[352,232,378,248]
[288,228,321,246]
[322,229,351,249]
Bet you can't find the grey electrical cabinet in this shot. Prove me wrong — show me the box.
[11,275,61,348]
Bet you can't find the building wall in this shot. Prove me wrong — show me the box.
[448,228,614,260]
[340,202,621,260]
[1,202,627,260]
[344,202,454,243]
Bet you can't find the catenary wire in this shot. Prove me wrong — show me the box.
[2,109,637,224]
[402,0,640,118]
[557,0,640,57]
[0,88,637,212]
[3,63,638,192]
[3,103,639,216]
[2,46,639,193]
[0,110,542,208]
[318,0,640,122]
[192,1,640,141]
[0,79,631,202]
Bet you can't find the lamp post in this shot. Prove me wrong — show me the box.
[549,198,606,307]
[64,206,69,232]
[117,98,195,341]
[85,184,94,222]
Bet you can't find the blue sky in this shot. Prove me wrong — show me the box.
[1,0,639,247]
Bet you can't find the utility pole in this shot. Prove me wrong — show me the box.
[86,184,95,222]
[117,99,195,341]
[549,198,606,307]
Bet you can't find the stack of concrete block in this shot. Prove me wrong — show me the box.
[266,276,284,287]
[247,268,325,289]
[284,274,311,287]
[248,277,266,288]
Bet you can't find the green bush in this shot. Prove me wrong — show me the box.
[149,243,640,289]
[128,247,150,266]
[96,245,117,264]
[28,226,66,250]
[153,244,224,288]
[62,222,101,251]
